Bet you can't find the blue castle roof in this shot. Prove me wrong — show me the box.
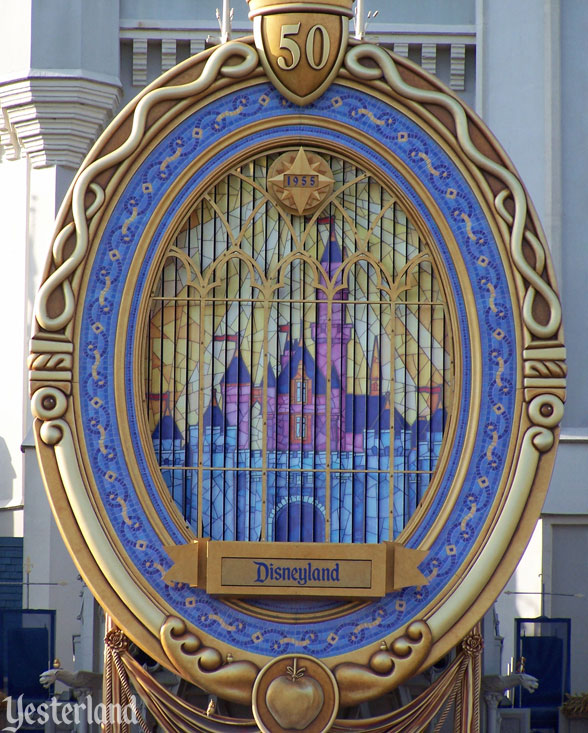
[152,414,183,441]
[345,394,400,433]
[321,226,344,267]
[221,350,251,385]
[318,222,348,303]
[203,394,224,428]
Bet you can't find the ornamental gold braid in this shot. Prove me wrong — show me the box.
[35,183,105,331]
[34,42,259,333]
[525,360,566,378]
[344,44,562,340]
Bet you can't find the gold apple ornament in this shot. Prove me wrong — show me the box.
[253,654,339,733]
[265,658,325,730]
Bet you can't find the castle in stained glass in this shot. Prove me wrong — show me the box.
[151,221,446,542]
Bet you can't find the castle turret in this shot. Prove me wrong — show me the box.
[370,338,381,396]
[221,347,252,449]
[312,220,352,449]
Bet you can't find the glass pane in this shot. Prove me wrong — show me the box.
[146,152,453,541]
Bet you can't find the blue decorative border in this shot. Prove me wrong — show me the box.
[79,83,516,657]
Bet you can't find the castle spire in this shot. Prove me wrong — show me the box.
[320,218,344,273]
[370,338,381,396]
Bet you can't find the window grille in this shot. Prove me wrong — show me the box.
[146,152,453,542]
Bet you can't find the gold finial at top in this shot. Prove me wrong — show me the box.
[354,0,378,40]
[247,0,354,20]
[216,0,233,43]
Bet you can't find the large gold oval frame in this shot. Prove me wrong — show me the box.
[30,38,565,706]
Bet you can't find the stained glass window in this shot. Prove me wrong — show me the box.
[146,151,453,542]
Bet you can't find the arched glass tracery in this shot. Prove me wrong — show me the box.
[146,152,453,542]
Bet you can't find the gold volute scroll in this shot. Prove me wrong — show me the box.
[335,620,433,707]
[249,0,351,105]
[160,616,259,705]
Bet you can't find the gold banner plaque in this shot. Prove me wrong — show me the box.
[164,541,428,597]
[221,558,372,590]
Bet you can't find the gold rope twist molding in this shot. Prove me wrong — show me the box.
[104,647,114,733]
[344,45,562,340]
[110,649,151,733]
[525,359,566,378]
[28,352,73,371]
[34,42,259,333]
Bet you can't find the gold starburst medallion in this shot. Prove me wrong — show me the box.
[267,148,334,215]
